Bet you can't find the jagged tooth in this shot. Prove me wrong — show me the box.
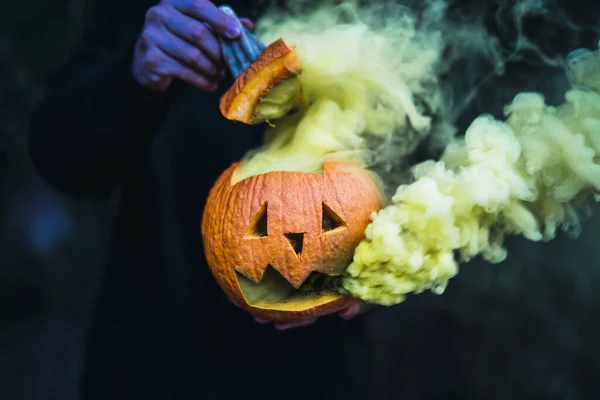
[253,263,271,283]
[234,263,269,284]
[276,265,313,290]
[235,237,274,284]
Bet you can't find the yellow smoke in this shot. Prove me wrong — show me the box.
[233,1,447,183]
[342,45,600,305]
[227,0,600,306]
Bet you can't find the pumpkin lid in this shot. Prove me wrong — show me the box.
[219,38,303,125]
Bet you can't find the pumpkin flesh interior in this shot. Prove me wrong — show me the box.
[226,52,302,124]
[235,268,344,311]
[253,78,304,124]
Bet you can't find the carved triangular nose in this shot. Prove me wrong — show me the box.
[284,232,304,258]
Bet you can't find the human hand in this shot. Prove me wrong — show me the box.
[254,300,374,331]
[132,0,254,92]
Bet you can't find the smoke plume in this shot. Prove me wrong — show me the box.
[234,0,600,306]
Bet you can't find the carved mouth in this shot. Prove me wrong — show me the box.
[234,197,349,310]
[235,266,344,311]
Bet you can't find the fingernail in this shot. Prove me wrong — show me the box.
[226,24,241,39]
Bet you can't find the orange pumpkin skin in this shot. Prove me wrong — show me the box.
[219,38,302,125]
[201,160,383,323]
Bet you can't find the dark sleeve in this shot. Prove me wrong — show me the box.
[28,0,175,199]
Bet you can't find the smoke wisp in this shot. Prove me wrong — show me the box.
[232,0,600,306]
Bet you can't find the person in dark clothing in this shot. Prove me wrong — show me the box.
[28,1,372,399]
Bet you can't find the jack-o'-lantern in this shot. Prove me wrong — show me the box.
[201,160,382,323]
[204,27,382,322]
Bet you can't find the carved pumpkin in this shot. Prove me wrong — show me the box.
[219,38,303,125]
[201,160,382,323]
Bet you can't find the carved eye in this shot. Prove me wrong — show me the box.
[245,202,268,237]
[322,203,345,233]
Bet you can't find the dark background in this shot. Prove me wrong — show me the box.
[2,0,600,399]
[1,1,110,398]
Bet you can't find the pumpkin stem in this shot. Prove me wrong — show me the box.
[218,5,267,79]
